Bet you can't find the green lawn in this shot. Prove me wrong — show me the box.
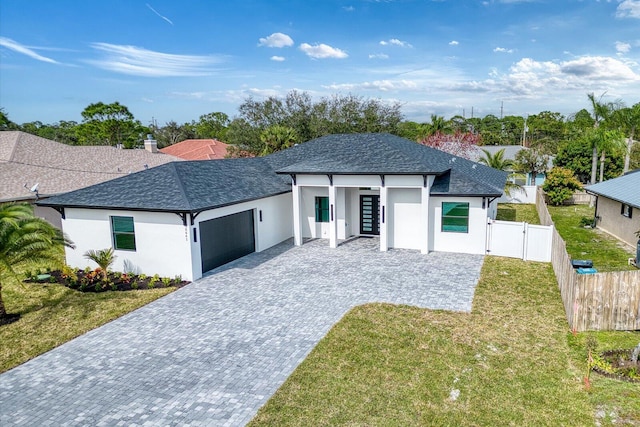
[250,257,640,426]
[496,203,541,224]
[0,249,175,373]
[548,204,636,272]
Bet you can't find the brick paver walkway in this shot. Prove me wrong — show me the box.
[0,238,484,426]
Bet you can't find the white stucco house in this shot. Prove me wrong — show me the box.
[38,133,508,281]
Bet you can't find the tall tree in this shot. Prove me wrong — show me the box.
[194,112,230,140]
[610,103,640,173]
[478,149,523,196]
[586,92,620,184]
[515,148,550,185]
[0,108,19,130]
[0,203,73,322]
[77,102,142,147]
[260,125,299,156]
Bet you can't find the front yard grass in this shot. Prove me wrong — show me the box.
[0,249,175,373]
[250,257,640,426]
[496,203,541,224]
[549,204,636,272]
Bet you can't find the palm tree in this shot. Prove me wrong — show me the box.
[83,248,116,281]
[478,148,523,197]
[586,92,620,184]
[0,203,73,321]
[260,125,299,156]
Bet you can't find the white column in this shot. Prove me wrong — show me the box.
[292,181,303,246]
[379,185,388,251]
[421,176,434,254]
[329,183,337,248]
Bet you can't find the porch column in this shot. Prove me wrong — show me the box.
[292,182,303,246]
[421,176,434,254]
[379,185,388,251]
[329,183,337,248]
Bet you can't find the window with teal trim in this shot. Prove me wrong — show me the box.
[315,197,329,223]
[111,216,137,250]
[441,202,469,233]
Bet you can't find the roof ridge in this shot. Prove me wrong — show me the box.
[7,131,22,161]
[169,162,195,211]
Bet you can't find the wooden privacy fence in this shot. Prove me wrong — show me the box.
[536,188,640,331]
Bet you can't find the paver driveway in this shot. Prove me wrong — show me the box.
[0,237,484,426]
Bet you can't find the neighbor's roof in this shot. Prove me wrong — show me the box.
[0,131,181,202]
[39,133,508,213]
[268,133,507,197]
[159,139,229,160]
[585,170,640,208]
[38,159,291,213]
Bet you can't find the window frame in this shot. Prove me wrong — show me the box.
[441,202,470,233]
[315,196,329,223]
[111,216,137,251]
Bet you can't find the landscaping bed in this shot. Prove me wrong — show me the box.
[25,267,189,292]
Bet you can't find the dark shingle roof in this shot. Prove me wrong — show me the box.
[39,133,508,212]
[38,159,291,213]
[267,133,507,196]
[585,170,640,208]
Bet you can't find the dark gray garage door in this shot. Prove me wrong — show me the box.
[200,210,255,273]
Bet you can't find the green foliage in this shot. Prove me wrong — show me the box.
[555,136,624,183]
[226,91,403,156]
[0,203,72,317]
[542,167,582,205]
[76,102,146,147]
[194,112,229,140]
[83,248,115,281]
[260,125,299,155]
[515,148,550,185]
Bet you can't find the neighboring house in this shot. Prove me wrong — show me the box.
[586,170,640,248]
[160,139,229,160]
[471,145,552,186]
[0,132,180,227]
[38,133,507,281]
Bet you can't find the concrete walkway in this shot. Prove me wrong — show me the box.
[0,238,484,426]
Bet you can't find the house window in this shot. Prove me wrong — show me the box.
[442,202,469,233]
[111,216,136,250]
[315,197,329,223]
[621,203,633,219]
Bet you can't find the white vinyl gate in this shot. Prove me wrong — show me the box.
[486,220,553,262]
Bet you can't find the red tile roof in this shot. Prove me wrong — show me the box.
[160,139,229,161]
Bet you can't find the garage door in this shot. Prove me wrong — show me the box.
[200,210,255,273]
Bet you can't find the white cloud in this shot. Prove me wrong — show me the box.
[616,41,631,54]
[494,47,515,53]
[343,6,355,12]
[258,33,294,48]
[0,37,59,64]
[449,40,459,46]
[369,53,389,59]
[299,43,348,59]
[380,38,413,48]
[616,0,640,18]
[560,56,639,80]
[270,55,285,62]
[323,79,418,92]
[87,43,223,77]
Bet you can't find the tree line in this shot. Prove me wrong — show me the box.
[1,91,638,183]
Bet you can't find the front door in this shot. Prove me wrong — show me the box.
[360,195,380,235]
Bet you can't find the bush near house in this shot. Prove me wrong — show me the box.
[543,167,582,206]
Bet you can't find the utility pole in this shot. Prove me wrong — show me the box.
[500,101,503,119]
[521,115,528,147]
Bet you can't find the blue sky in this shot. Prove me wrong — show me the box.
[1,0,639,127]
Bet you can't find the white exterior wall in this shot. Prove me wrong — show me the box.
[62,208,194,280]
[431,196,488,254]
[496,185,537,204]
[388,188,423,250]
[191,193,293,279]
[61,193,293,282]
